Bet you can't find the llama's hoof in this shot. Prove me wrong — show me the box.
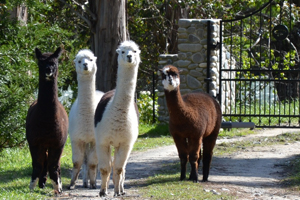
[114,191,126,196]
[188,177,199,183]
[202,179,208,182]
[54,189,62,196]
[114,192,122,197]
[68,185,76,190]
[90,184,96,189]
[99,190,107,197]
[83,182,88,188]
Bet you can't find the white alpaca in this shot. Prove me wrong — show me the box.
[68,49,104,190]
[94,40,141,197]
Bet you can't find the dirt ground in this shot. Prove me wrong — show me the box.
[59,128,300,200]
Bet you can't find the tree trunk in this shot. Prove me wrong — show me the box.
[89,0,128,92]
[9,4,28,25]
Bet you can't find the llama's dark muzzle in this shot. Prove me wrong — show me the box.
[127,55,132,63]
[83,63,88,71]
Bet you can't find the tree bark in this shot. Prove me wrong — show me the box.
[9,4,27,25]
[89,0,128,92]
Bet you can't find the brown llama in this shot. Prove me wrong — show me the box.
[26,47,68,194]
[160,65,221,182]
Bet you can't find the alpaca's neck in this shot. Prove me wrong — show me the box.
[112,66,138,108]
[165,89,187,120]
[77,76,96,105]
[37,79,59,108]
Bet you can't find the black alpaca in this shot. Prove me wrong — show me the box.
[26,47,68,194]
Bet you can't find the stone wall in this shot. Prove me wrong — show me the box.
[157,19,236,123]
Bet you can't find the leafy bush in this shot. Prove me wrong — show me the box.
[137,91,158,124]
[0,3,78,151]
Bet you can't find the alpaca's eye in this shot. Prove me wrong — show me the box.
[90,59,93,61]
[122,51,125,54]
[78,61,81,63]
[133,51,136,53]
[169,72,177,77]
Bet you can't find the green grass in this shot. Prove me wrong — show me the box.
[282,155,300,191]
[134,123,173,151]
[215,132,300,156]
[1,124,300,199]
[224,100,300,127]
[218,128,256,138]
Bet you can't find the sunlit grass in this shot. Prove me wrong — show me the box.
[224,100,300,127]
[282,155,300,191]
[218,128,256,138]
[134,123,174,151]
[215,132,300,156]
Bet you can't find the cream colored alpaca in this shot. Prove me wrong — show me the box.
[68,49,104,189]
[94,40,141,197]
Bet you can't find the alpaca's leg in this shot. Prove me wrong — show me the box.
[48,147,64,194]
[82,160,88,188]
[38,151,48,188]
[202,134,217,182]
[188,139,201,182]
[87,142,98,189]
[97,144,112,197]
[29,145,47,190]
[172,135,188,181]
[112,144,132,196]
[68,140,85,190]
[198,148,202,166]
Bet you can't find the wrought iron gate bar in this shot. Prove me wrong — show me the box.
[222,114,300,117]
[221,79,300,82]
[222,0,274,22]
[220,69,300,72]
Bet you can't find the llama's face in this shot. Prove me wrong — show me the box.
[74,50,97,76]
[116,41,141,67]
[160,65,180,91]
[35,47,62,81]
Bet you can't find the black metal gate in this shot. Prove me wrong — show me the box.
[218,0,300,128]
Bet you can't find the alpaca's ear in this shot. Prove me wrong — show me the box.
[116,48,121,54]
[53,47,63,58]
[158,69,163,75]
[35,48,43,59]
[94,56,97,62]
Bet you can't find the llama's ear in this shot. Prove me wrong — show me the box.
[35,48,43,59]
[53,47,63,58]
[158,69,163,76]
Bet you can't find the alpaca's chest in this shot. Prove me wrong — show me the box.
[95,104,139,146]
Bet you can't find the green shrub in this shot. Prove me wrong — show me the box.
[0,4,77,151]
[137,90,158,124]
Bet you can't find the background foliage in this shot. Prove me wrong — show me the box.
[1,0,299,151]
